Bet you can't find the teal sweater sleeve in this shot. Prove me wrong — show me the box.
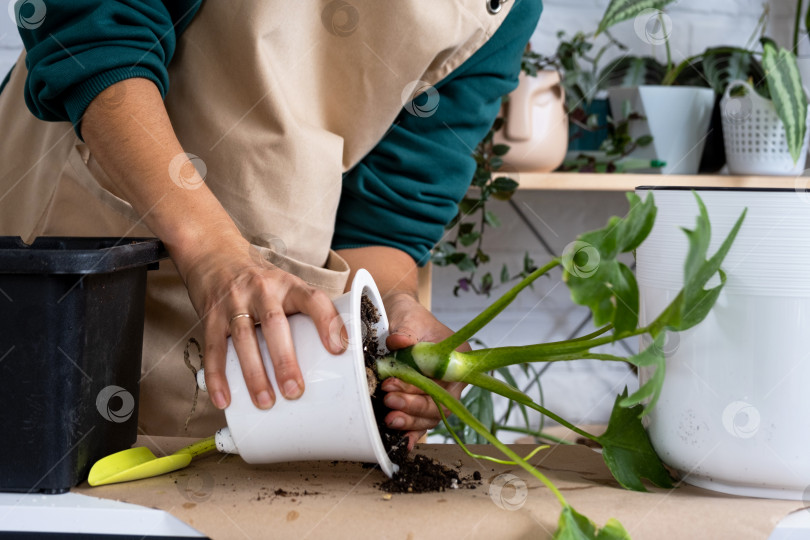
[331,0,543,265]
[15,0,201,136]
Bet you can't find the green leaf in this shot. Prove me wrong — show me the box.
[596,0,676,35]
[635,134,653,147]
[459,231,481,247]
[492,144,510,156]
[489,157,504,170]
[491,176,519,193]
[463,386,495,444]
[554,506,630,540]
[597,389,675,492]
[500,263,510,283]
[484,210,502,228]
[599,56,667,89]
[564,193,657,333]
[651,192,746,334]
[619,335,666,417]
[761,37,808,164]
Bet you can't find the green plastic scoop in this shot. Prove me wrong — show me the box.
[88,436,217,486]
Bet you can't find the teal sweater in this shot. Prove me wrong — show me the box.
[10,0,542,264]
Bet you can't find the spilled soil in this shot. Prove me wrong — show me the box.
[360,295,480,493]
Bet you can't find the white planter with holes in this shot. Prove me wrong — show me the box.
[636,187,810,500]
[721,80,810,176]
[198,269,397,477]
[607,86,715,175]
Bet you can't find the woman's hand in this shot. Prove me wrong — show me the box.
[81,78,345,412]
[380,291,468,450]
[183,236,346,411]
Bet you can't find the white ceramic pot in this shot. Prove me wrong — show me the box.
[198,269,397,477]
[608,86,715,175]
[636,187,810,499]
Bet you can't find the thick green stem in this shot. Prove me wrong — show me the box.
[457,329,645,372]
[661,13,673,74]
[459,371,599,443]
[376,359,569,507]
[436,258,561,353]
[794,0,803,53]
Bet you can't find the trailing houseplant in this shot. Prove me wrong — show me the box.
[379,190,745,538]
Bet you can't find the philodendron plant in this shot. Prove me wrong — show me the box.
[377,192,745,538]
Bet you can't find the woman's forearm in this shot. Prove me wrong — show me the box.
[336,246,419,299]
[80,77,245,279]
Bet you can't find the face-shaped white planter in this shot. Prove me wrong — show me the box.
[636,187,810,499]
[198,269,397,477]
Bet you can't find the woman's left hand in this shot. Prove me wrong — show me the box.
[380,291,468,450]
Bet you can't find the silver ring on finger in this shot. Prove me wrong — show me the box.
[229,312,254,325]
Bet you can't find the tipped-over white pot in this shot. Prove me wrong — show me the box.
[636,187,810,499]
[197,269,397,477]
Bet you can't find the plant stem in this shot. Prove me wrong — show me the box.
[459,371,599,443]
[456,328,645,372]
[795,0,803,53]
[438,407,550,464]
[661,13,673,75]
[436,258,561,353]
[377,359,570,507]
[495,425,575,445]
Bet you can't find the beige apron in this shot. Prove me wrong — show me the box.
[0,0,512,436]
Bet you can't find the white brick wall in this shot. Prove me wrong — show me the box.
[0,7,23,76]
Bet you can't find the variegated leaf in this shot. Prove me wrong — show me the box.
[761,38,808,164]
[596,0,676,34]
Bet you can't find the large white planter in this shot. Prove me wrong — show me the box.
[608,86,715,175]
[636,187,810,499]
[198,269,397,477]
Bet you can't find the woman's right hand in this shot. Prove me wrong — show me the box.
[179,233,347,411]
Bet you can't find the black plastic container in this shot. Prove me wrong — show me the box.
[0,237,167,493]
